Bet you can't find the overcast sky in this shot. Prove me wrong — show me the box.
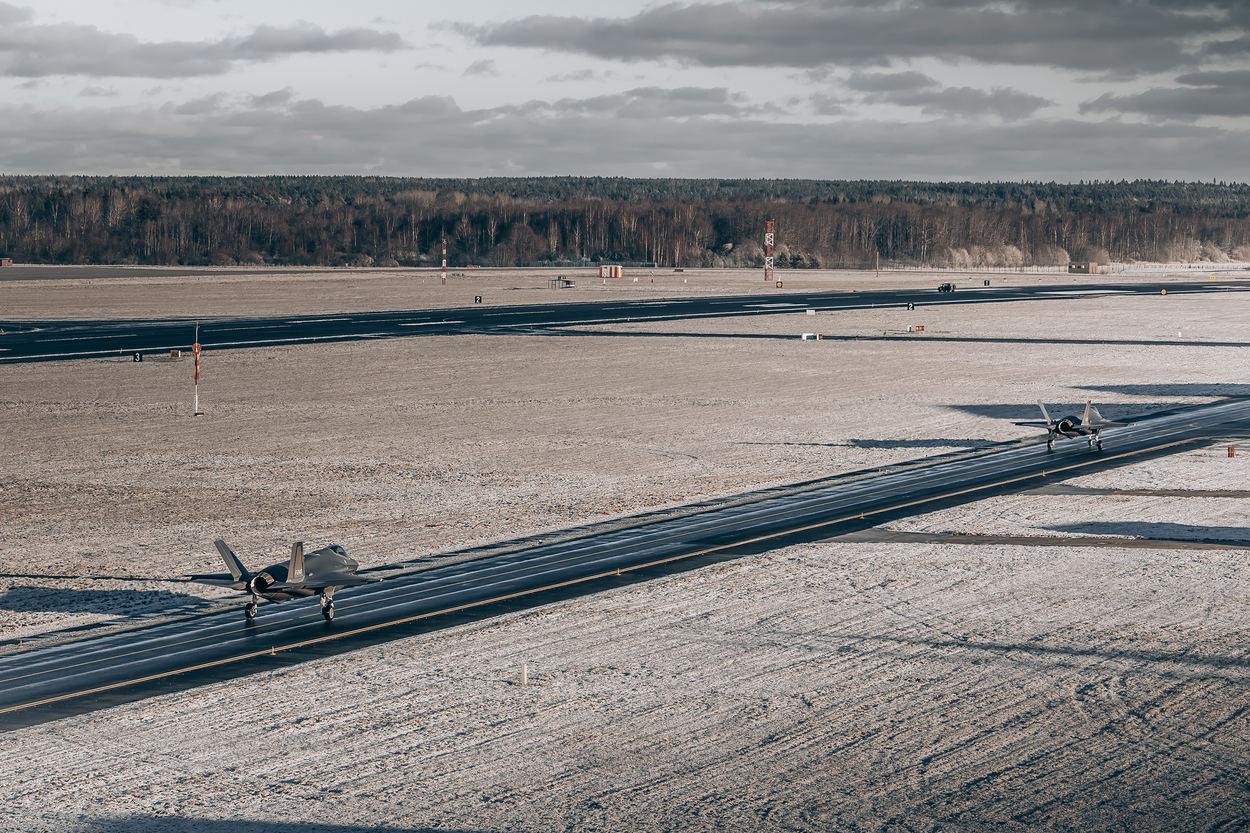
[2,0,1248,180]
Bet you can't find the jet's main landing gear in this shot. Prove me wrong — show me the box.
[320,593,335,622]
[245,602,258,619]
[1047,437,1055,451]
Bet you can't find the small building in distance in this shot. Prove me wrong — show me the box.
[1068,261,1099,274]
[0,258,13,267]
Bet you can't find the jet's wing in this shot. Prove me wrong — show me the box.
[1012,421,1053,427]
[267,574,381,590]
[188,573,247,590]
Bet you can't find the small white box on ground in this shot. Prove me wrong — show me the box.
[802,333,815,340]
[807,309,816,315]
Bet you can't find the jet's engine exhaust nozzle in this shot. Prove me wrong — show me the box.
[248,572,274,596]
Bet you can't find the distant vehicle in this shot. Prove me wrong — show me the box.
[937,283,956,292]
[1014,401,1127,451]
[191,540,378,621]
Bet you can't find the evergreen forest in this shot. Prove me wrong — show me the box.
[2,176,1249,269]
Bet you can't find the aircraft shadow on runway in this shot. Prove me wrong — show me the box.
[735,439,1002,449]
[1076,383,1250,398]
[0,586,210,615]
[842,438,1003,449]
[948,402,1176,421]
[77,820,478,833]
[1045,522,1250,543]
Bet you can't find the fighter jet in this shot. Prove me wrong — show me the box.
[1014,401,1127,451]
[191,539,377,621]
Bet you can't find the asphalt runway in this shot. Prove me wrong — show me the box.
[2,396,1248,729]
[1,280,1243,363]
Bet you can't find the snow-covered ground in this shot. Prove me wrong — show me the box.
[3,270,1250,829]
[5,537,1250,831]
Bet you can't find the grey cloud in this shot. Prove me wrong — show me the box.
[229,24,403,59]
[1080,84,1250,120]
[874,86,1053,120]
[0,3,31,25]
[2,92,1248,182]
[1177,70,1250,87]
[249,87,294,108]
[466,1,1237,73]
[1078,67,1250,120]
[809,93,848,115]
[0,20,405,78]
[78,85,118,97]
[535,86,748,119]
[846,71,939,92]
[547,69,609,82]
[1202,36,1250,57]
[171,93,227,115]
[614,86,744,118]
[463,59,500,76]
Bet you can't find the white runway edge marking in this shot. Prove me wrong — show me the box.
[399,321,464,326]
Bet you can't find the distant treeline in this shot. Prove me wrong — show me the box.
[1,175,1249,269]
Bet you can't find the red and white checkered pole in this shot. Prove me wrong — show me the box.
[442,237,447,285]
[764,220,775,282]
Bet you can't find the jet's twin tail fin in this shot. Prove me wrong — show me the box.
[214,539,249,581]
[289,541,305,583]
[1081,401,1093,426]
[1037,401,1053,426]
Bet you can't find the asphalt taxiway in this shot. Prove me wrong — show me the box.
[2,396,1248,729]
[1,280,1243,363]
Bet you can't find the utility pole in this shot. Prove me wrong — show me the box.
[442,237,447,285]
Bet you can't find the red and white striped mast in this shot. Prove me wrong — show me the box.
[764,220,775,282]
[192,323,202,416]
[441,237,447,285]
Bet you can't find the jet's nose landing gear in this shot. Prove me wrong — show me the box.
[245,602,258,619]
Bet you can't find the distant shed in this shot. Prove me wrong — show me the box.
[1068,261,1098,274]
[0,258,12,267]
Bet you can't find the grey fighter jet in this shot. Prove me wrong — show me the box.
[1014,401,1127,451]
[191,540,377,621]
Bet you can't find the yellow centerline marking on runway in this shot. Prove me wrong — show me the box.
[0,428,1206,715]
